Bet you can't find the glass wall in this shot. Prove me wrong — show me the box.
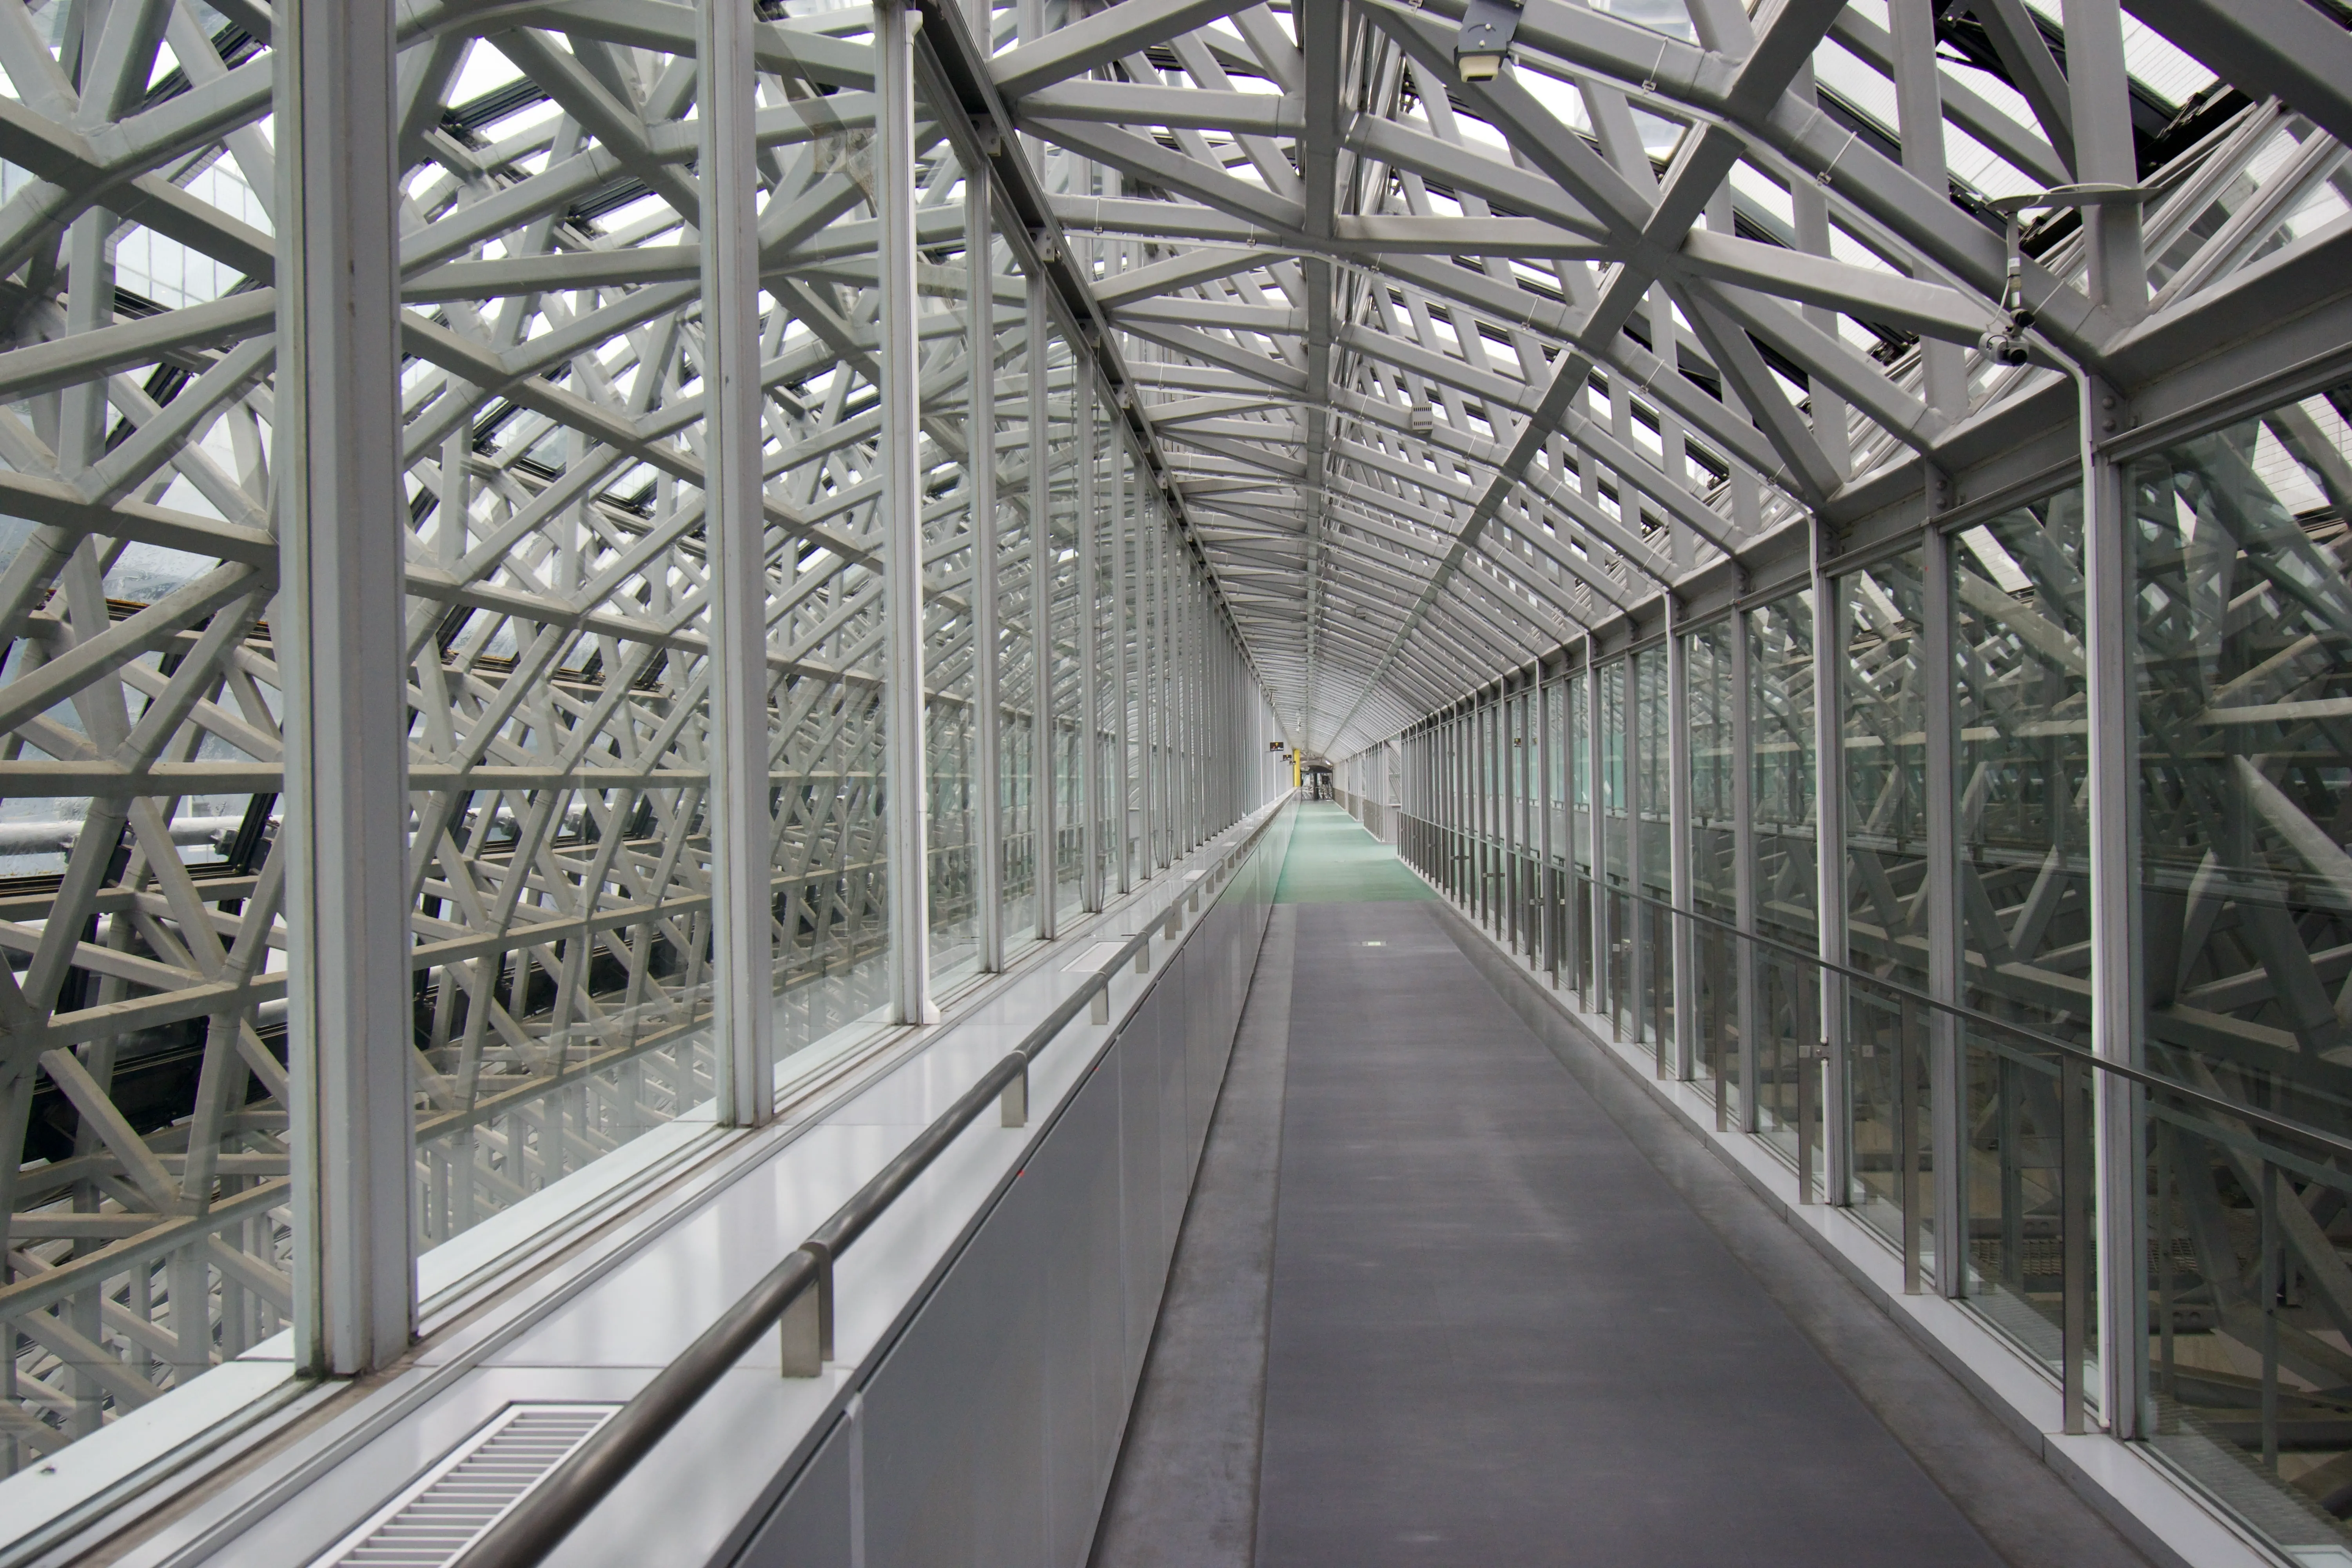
[1840,555,1928,1242]
[1571,668,1593,1001]
[0,11,1271,1474]
[1636,648,1671,1052]
[1047,328,1083,929]
[999,265,1041,947]
[925,131,982,987]
[1388,385,2352,1558]
[1751,592,1817,1155]
[1689,621,1739,1103]
[2131,382,2352,1543]
[1953,494,2090,1370]
[1600,659,1630,1036]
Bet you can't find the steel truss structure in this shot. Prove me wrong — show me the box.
[0,0,1279,1476]
[3,0,2352,1552]
[1332,0,2352,1551]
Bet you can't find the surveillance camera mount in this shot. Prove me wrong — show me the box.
[1978,185,2147,369]
[1454,0,1522,80]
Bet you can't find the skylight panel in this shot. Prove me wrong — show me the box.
[1589,0,1697,43]
[1515,68,1597,136]
[1810,38,1900,136]
[449,40,523,107]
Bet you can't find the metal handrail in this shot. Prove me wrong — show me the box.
[1399,813,2352,1166]
[451,804,1289,1568]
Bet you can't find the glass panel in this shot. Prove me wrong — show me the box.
[1601,661,1629,1036]
[1638,648,1670,1049]
[1954,497,2091,1038]
[1572,670,1593,1002]
[1752,592,1817,1157]
[2130,380,2352,1550]
[1953,494,2096,1384]
[1049,328,1083,927]
[0,7,311,1458]
[1843,553,1931,991]
[1841,556,1929,1241]
[1000,287,1039,945]
[1547,678,1568,865]
[1689,622,1738,1100]
[925,137,979,987]
[1750,593,1818,946]
[1601,662,1627,883]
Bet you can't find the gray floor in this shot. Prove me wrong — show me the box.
[1094,892,2156,1568]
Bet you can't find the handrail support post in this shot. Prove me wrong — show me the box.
[780,1248,828,1377]
[1001,1058,1029,1127]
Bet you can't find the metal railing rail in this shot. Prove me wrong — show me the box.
[1402,811,2352,1441]
[450,802,1290,1568]
[1399,813,2352,1165]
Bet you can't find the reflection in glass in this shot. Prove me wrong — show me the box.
[1688,621,1737,1102]
[1951,494,2096,1385]
[2131,383,2352,1548]
[1751,592,1817,1159]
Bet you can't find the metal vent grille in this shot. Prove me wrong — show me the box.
[316,1403,620,1567]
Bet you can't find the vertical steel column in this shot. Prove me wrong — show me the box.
[1503,675,1519,946]
[1668,606,1695,1079]
[1924,521,1962,1290]
[1473,692,1489,924]
[1114,443,1134,895]
[1180,537,1192,849]
[1496,688,1508,926]
[1586,639,1608,1022]
[2067,0,2149,1441]
[1730,612,1759,1134]
[1460,704,1473,907]
[1522,664,1538,951]
[1538,655,1556,983]
[1186,561,1203,850]
[1172,546,1187,842]
[1561,652,1581,989]
[1077,378,1102,912]
[877,0,932,1022]
[1027,278,1057,937]
[1436,714,1448,889]
[1447,708,1457,895]
[700,0,777,1117]
[1154,521,1169,851]
[1193,567,1206,841]
[1463,703,1475,905]
[1624,653,1647,1058]
[1151,514,1167,867]
[1450,708,1464,899]
[1814,528,1850,1200]
[1449,705,1468,902]
[2086,381,2146,1432]
[1477,691,1496,926]
[1516,672,1531,948]
[278,0,414,1374]
[1138,492,1155,871]
[1188,552,1199,845]
[966,162,1004,973]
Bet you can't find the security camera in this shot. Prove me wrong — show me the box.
[1979,310,2034,367]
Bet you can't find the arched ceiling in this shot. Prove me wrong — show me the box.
[996,0,2352,757]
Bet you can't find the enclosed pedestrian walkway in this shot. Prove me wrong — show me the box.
[1094,804,2152,1568]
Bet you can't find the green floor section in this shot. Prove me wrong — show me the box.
[1273,801,1436,904]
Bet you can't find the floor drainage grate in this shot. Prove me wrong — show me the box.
[315,1403,621,1567]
